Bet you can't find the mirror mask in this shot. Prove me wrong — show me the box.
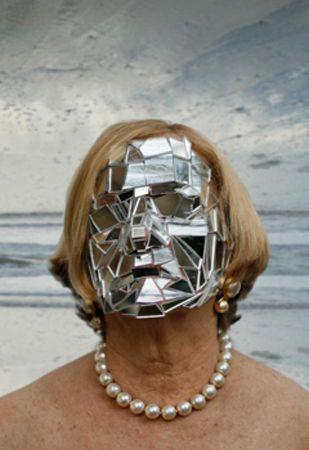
[87,136,229,319]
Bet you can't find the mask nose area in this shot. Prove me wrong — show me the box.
[128,197,170,254]
[130,224,148,252]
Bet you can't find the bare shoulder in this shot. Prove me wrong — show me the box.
[0,381,47,450]
[0,353,97,450]
[0,374,65,449]
[232,350,309,448]
[233,350,308,397]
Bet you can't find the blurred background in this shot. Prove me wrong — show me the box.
[0,0,308,395]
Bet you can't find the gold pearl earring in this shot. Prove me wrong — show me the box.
[214,297,230,313]
[214,277,241,314]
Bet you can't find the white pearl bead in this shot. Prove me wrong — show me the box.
[176,400,192,416]
[202,383,217,399]
[99,372,113,386]
[190,394,206,410]
[145,403,161,419]
[219,350,233,363]
[95,341,106,352]
[105,382,121,398]
[130,399,145,415]
[94,351,106,362]
[210,372,225,388]
[95,361,108,373]
[161,405,177,421]
[219,333,231,343]
[216,361,230,376]
[220,341,233,351]
[116,392,132,407]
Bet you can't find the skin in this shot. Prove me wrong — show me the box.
[0,298,308,450]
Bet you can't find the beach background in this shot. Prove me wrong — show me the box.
[0,0,308,395]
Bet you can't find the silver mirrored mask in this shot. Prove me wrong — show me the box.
[87,136,229,319]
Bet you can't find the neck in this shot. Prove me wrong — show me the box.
[104,299,220,405]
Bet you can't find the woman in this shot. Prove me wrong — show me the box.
[1,119,308,449]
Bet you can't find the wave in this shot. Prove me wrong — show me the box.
[0,255,44,265]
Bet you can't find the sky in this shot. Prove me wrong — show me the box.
[0,0,308,213]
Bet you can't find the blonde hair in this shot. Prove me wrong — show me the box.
[48,118,269,335]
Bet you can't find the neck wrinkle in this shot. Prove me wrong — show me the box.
[102,299,221,404]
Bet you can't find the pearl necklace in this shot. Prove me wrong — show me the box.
[94,329,233,421]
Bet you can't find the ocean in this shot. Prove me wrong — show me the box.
[0,210,308,394]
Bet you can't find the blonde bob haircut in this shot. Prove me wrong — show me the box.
[48,119,269,336]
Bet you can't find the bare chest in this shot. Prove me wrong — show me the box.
[58,407,295,450]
